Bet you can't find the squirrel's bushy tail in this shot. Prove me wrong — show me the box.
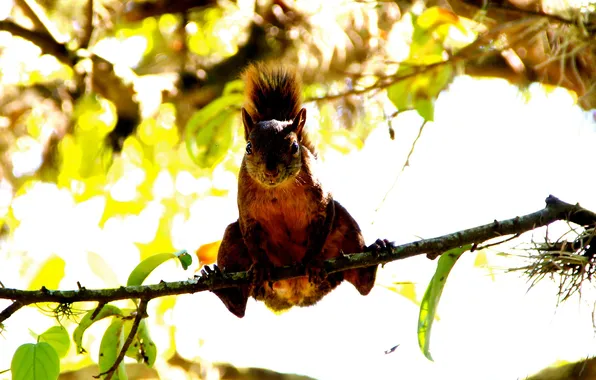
[242,62,302,122]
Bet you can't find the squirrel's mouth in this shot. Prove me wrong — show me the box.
[262,179,280,187]
[259,176,284,187]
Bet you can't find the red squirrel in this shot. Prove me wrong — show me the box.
[206,63,390,318]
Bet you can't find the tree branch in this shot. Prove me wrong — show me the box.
[122,0,218,22]
[0,195,594,324]
[310,16,549,104]
[459,0,595,28]
[15,0,61,42]
[0,20,72,66]
[0,301,24,325]
[79,0,94,50]
[101,299,149,380]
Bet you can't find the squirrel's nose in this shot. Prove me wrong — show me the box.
[264,169,279,178]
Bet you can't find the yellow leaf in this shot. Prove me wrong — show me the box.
[28,255,65,290]
[138,118,159,146]
[474,250,496,281]
[417,7,460,31]
[195,240,220,265]
[88,252,119,286]
[58,135,82,184]
[385,282,419,306]
[138,104,179,148]
[320,129,363,154]
[474,250,487,267]
[99,195,146,227]
[121,136,145,166]
[155,296,176,324]
[74,94,117,135]
[135,215,176,261]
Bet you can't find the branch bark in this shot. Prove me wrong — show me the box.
[0,20,72,66]
[15,0,62,43]
[79,0,94,50]
[0,195,594,324]
[101,299,148,380]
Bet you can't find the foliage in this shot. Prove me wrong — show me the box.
[0,0,593,379]
[9,249,189,379]
[418,244,472,360]
[386,7,464,121]
[11,342,60,380]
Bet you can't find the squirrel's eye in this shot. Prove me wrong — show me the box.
[246,141,252,155]
[290,141,299,155]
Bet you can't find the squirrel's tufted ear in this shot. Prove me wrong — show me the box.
[242,108,254,140]
[290,108,307,138]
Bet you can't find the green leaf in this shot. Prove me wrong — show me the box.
[123,319,157,366]
[418,244,472,360]
[73,304,123,354]
[177,250,192,270]
[98,318,127,380]
[138,324,157,367]
[414,98,435,121]
[127,250,192,286]
[222,79,244,95]
[427,65,454,98]
[39,326,70,358]
[388,64,453,121]
[185,94,242,169]
[11,342,60,380]
[387,75,415,112]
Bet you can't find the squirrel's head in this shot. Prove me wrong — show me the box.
[242,108,307,188]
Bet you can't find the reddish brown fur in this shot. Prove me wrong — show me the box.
[239,148,323,266]
[242,63,302,123]
[213,63,377,318]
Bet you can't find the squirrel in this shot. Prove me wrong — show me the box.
[206,62,391,318]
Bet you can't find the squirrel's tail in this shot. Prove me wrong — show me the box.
[242,62,302,122]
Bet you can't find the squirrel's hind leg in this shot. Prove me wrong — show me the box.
[331,202,379,296]
[344,265,378,296]
[214,221,252,318]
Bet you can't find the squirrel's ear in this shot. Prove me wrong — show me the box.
[290,108,307,137]
[242,108,254,140]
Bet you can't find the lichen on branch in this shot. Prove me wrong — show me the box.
[0,195,594,325]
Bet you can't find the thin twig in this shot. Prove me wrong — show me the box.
[79,0,94,49]
[476,233,520,250]
[0,20,72,65]
[15,0,58,41]
[100,299,149,380]
[0,301,24,324]
[0,195,594,324]
[466,0,596,30]
[90,302,106,320]
[374,119,427,216]
[309,17,548,104]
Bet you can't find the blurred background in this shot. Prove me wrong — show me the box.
[0,0,595,379]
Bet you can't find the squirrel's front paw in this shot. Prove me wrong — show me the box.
[367,239,395,257]
[200,264,224,281]
[304,258,328,284]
